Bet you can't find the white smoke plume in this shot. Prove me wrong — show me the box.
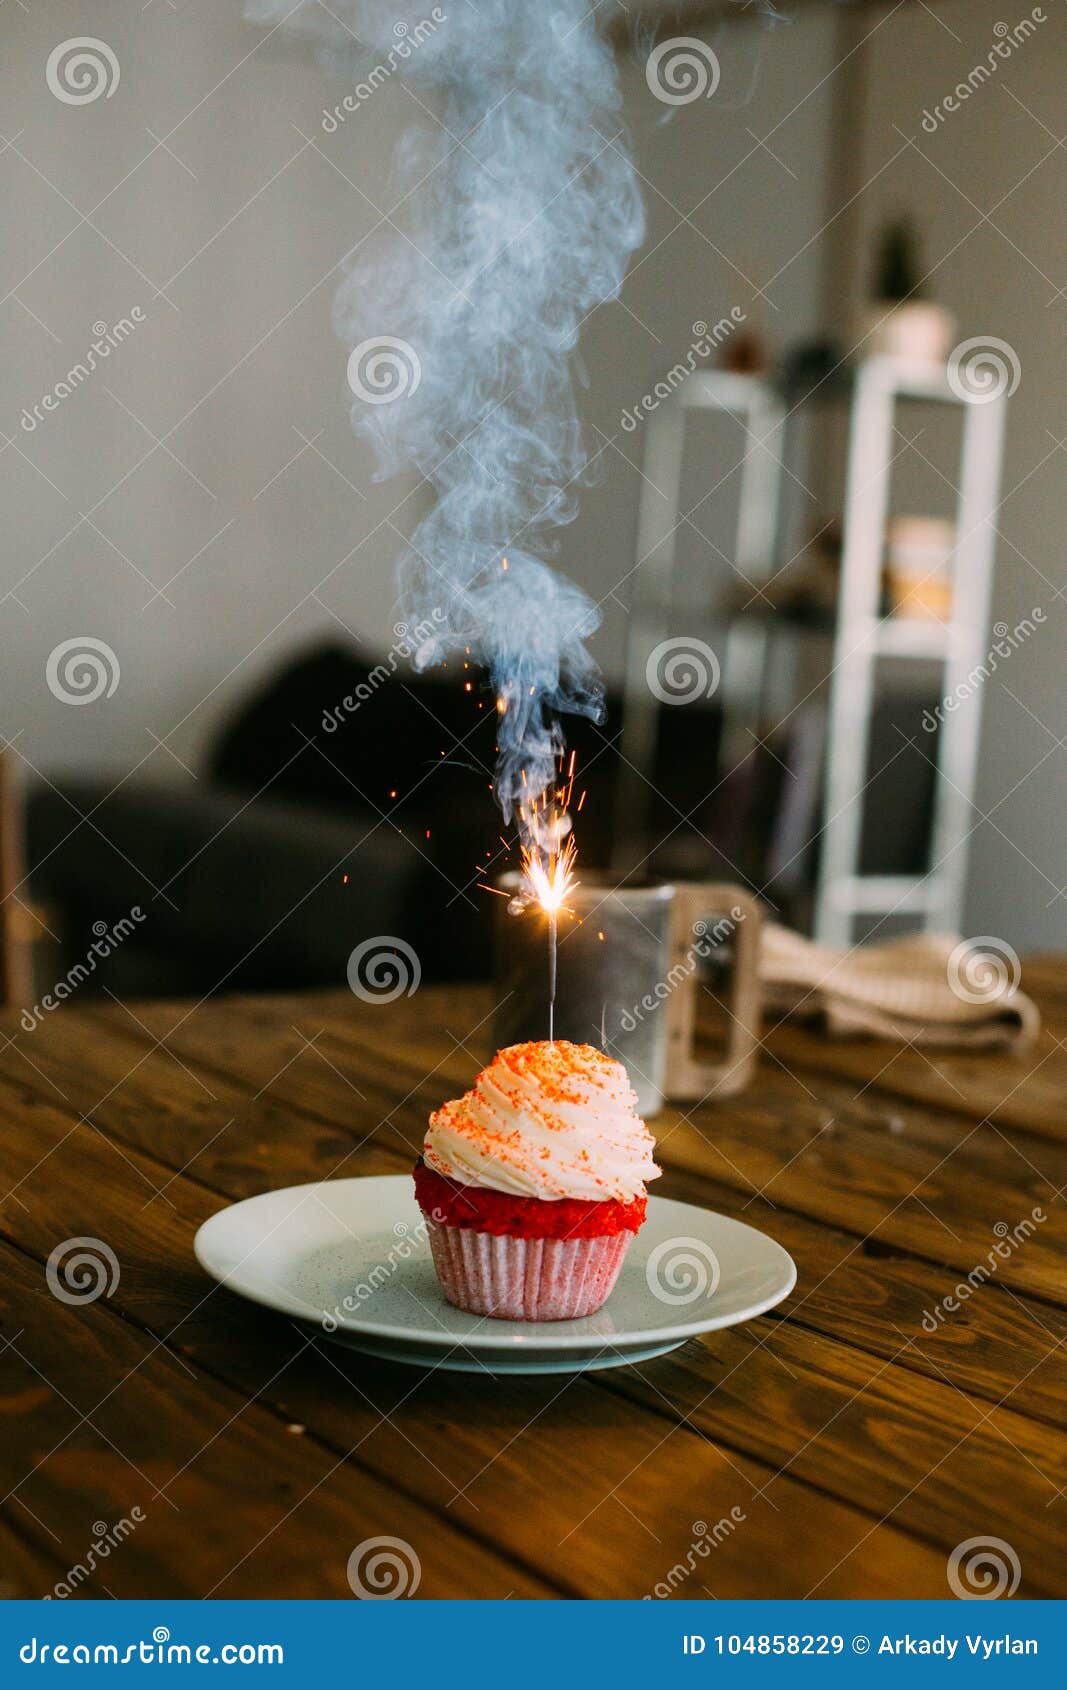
[245,1,645,846]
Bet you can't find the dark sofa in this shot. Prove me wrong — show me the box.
[27,641,939,999]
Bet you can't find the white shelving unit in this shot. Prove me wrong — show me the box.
[615,355,1010,943]
[814,355,1007,943]
[613,371,785,869]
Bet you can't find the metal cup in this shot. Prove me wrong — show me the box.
[493,878,762,1115]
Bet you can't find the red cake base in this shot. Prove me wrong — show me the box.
[413,1160,646,1239]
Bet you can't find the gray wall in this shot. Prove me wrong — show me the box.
[3,0,1062,947]
[2,2,836,782]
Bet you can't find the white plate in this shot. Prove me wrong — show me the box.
[194,1175,796,1374]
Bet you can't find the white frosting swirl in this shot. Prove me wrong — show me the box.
[424,1040,660,1202]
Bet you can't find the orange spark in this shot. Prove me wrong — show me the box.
[520,829,578,917]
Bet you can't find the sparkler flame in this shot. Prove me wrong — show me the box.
[481,749,582,1045]
[514,748,581,916]
[518,784,578,1043]
[520,831,578,916]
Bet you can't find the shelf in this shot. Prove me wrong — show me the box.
[826,875,946,915]
[677,370,773,415]
[725,608,950,657]
[672,354,961,418]
[869,617,950,658]
[784,354,959,407]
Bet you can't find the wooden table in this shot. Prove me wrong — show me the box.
[1,969,1065,1600]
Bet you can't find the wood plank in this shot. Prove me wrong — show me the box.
[166,980,1063,1192]
[85,986,1067,1183]
[608,1318,1067,1597]
[298,974,1067,1152]
[4,986,1061,1595]
[651,1091,1066,1307]
[652,1166,1067,1430]
[0,1515,69,1601]
[6,996,1066,1413]
[131,990,1067,1307]
[765,1020,1067,1147]
[0,1240,551,1599]
[0,1083,954,1598]
[0,1002,409,1205]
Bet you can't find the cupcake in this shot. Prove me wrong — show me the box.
[413,1040,660,1321]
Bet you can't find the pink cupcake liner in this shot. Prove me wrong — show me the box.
[426,1221,632,1321]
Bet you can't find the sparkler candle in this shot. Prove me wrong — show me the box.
[521,839,574,1043]
[506,753,581,1042]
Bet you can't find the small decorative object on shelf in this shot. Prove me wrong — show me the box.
[884,515,955,621]
[857,216,955,365]
[718,318,772,376]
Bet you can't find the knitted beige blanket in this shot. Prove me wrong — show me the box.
[761,925,1040,1050]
